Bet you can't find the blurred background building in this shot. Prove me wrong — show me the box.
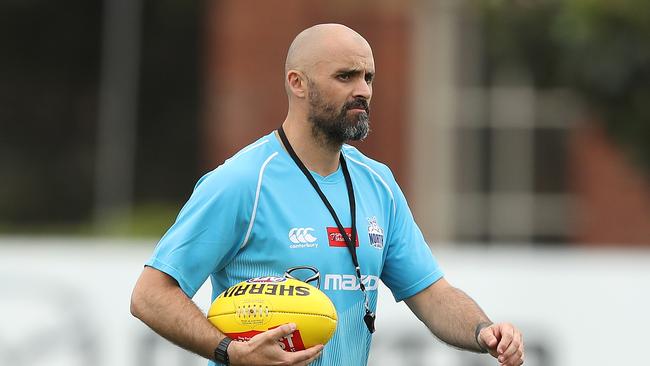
[1,0,649,365]
[1,0,648,246]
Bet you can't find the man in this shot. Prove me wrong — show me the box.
[131,23,525,366]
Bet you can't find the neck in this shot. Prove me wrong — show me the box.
[278,117,342,177]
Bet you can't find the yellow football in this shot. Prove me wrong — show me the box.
[207,276,338,352]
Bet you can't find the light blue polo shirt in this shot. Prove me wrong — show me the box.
[146,131,444,366]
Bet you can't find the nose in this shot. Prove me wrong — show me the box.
[353,78,372,101]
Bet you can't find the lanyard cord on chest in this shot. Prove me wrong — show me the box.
[277,126,376,333]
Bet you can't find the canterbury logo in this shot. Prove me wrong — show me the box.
[288,228,317,244]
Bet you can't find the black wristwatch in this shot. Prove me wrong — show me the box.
[214,336,233,365]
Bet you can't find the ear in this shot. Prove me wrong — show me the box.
[286,70,307,99]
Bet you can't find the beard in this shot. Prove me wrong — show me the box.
[307,82,370,147]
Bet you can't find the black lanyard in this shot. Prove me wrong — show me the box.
[277,126,376,333]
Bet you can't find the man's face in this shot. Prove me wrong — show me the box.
[307,79,370,144]
[305,44,375,145]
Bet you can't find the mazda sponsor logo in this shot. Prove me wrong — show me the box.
[324,274,379,291]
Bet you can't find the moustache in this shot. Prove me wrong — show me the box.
[345,99,369,113]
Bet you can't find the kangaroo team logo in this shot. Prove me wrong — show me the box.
[367,216,384,249]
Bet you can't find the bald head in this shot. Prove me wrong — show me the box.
[285,24,372,78]
[282,24,374,146]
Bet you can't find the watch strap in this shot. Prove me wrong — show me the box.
[214,336,232,365]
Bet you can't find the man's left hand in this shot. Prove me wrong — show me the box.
[478,322,524,366]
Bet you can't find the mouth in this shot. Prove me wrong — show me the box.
[348,107,368,113]
[345,99,369,114]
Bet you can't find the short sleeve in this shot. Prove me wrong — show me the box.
[380,179,444,302]
[146,167,254,298]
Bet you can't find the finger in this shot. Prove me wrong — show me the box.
[500,349,524,366]
[499,332,521,359]
[480,327,499,349]
[497,325,514,355]
[491,323,503,340]
[260,323,297,341]
[287,344,324,364]
[302,345,324,365]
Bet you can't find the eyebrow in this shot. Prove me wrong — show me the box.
[335,68,375,78]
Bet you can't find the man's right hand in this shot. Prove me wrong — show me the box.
[227,323,324,366]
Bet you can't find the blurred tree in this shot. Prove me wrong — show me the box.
[479,0,650,175]
[480,0,563,88]
[552,0,650,175]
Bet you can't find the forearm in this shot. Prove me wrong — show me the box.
[406,279,491,353]
[130,267,224,361]
[428,285,491,351]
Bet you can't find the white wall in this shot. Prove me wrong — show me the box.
[1,237,648,366]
